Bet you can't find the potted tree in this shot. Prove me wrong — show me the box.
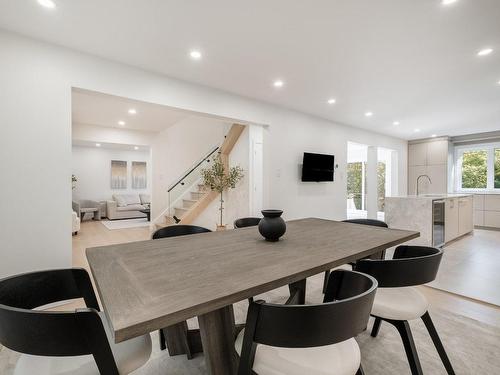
[201,154,244,230]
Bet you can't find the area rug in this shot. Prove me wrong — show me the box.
[2,288,499,374]
[100,218,150,230]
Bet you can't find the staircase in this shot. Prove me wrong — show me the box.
[154,124,245,229]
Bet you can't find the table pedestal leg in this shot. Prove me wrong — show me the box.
[288,278,307,304]
[198,305,237,375]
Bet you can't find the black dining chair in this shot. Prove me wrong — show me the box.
[322,219,389,293]
[234,217,261,228]
[355,245,455,375]
[151,224,211,239]
[236,269,378,375]
[151,224,211,356]
[0,268,152,375]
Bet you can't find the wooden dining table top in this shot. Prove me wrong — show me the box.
[86,218,419,343]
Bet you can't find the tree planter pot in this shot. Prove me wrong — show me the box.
[258,210,286,242]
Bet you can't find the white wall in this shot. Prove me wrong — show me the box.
[151,116,230,220]
[0,30,407,278]
[72,146,151,202]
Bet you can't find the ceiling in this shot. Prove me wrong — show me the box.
[2,0,500,140]
[72,139,150,151]
[72,89,188,132]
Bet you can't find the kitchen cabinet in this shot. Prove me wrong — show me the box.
[427,140,449,165]
[408,139,449,195]
[386,194,473,247]
[485,195,500,211]
[473,194,500,229]
[458,197,473,236]
[409,143,427,166]
[445,198,459,242]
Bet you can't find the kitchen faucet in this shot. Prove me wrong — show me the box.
[416,174,432,196]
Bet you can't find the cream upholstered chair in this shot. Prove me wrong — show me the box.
[0,268,152,375]
[355,246,455,375]
[235,270,378,375]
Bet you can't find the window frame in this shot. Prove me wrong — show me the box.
[455,142,497,192]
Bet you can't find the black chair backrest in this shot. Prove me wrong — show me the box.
[342,219,389,228]
[355,245,443,287]
[238,270,377,374]
[152,224,211,239]
[0,268,120,374]
[234,217,261,229]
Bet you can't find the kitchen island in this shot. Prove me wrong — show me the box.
[385,194,474,247]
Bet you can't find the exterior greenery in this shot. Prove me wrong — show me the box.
[461,151,487,189]
[495,149,500,188]
[347,161,386,211]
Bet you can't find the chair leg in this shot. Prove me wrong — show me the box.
[421,311,455,375]
[391,320,423,375]
[356,364,365,375]
[371,316,382,337]
[322,270,330,294]
[159,328,166,350]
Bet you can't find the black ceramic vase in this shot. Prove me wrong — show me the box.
[258,209,286,242]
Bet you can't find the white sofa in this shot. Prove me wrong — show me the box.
[72,211,80,235]
[107,194,150,220]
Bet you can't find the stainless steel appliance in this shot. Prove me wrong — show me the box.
[433,200,445,247]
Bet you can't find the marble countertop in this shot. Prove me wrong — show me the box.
[387,193,473,201]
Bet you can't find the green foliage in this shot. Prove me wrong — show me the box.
[347,161,386,211]
[377,162,386,211]
[347,162,363,209]
[462,151,487,189]
[201,155,244,226]
[201,155,244,193]
[495,150,500,189]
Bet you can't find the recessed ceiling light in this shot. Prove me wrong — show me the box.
[327,98,336,105]
[431,134,437,138]
[189,50,202,60]
[95,143,101,147]
[497,80,500,85]
[393,121,400,126]
[273,80,284,88]
[134,146,139,150]
[37,0,56,9]
[128,109,137,115]
[414,129,421,133]
[365,112,373,117]
[477,48,493,56]
[442,0,457,5]
[118,121,125,126]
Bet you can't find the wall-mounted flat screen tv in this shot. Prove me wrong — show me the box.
[301,152,335,182]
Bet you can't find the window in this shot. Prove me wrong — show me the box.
[461,150,487,189]
[456,143,500,191]
[347,161,366,210]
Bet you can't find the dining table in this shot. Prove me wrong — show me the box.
[86,217,419,375]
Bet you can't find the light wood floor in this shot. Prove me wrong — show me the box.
[72,220,500,328]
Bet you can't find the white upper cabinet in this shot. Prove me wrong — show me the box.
[408,139,449,195]
[409,143,427,166]
[427,140,448,165]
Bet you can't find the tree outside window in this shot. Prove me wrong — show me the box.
[461,150,487,189]
[495,149,500,188]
